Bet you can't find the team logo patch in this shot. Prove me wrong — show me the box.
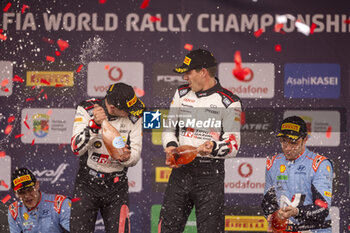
[280,164,286,173]
[94,141,102,148]
[74,117,83,122]
[281,123,300,132]
[23,213,29,220]
[326,165,331,172]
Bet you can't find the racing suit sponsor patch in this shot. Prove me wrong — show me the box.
[312,155,327,172]
[54,195,67,214]
[9,201,19,220]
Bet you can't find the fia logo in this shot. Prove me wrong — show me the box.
[143,110,161,129]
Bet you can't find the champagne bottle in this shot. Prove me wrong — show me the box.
[170,145,198,165]
[271,210,287,232]
[101,120,125,160]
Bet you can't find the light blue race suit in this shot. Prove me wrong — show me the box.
[8,192,71,233]
[262,148,333,233]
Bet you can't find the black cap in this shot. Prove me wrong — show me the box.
[11,168,36,191]
[173,49,217,74]
[277,116,308,140]
[106,82,145,117]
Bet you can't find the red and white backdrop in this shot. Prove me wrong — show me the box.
[0,0,349,232]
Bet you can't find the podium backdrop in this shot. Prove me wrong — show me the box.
[0,0,349,232]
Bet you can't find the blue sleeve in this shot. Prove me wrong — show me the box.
[295,159,333,222]
[8,209,22,233]
[59,198,71,232]
[261,166,278,217]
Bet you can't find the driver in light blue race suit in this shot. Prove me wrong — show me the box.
[261,116,333,233]
[8,168,71,233]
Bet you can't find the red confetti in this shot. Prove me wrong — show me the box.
[3,88,9,92]
[24,120,30,130]
[0,29,2,34]
[46,56,55,62]
[4,125,13,135]
[40,79,50,85]
[114,177,119,183]
[184,44,193,51]
[310,23,317,34]
[326,126,332,138]
[15,134,24,139]
[1,195,11,204]
[254,28,264,38]
[13,75,24,83]
[57,39,69,51]
[7,116,15,123]
[0,180,8,189]
[344,19,350,24]
[0,34,7,41]
[275,44,282,52]
[21,4,29,14]
[232,51,253,82]
[44,93,48,99]
[55,84,64,87]
[140,0,149,9]
[149,16,161,22]
[55,51,61,56]
[31,139,35,145]
[76,65,83,73]
[71,198,81,202]
[43,37,54,44]
[31,86,36,90]
[133,86,145,97]
[26,98,35,102]
[47,109,53,116]
[0,151,5,158]
[99,0,107,3]
[3,3,12,12]
[274,23,284,33]
[1,79,9,87]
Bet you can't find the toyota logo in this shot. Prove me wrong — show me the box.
[108,66,123,81]
[238,162,253,178]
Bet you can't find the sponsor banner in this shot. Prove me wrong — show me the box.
[127,158,142,193]
[0,155,11,191]
[32,163,69,184]
[283,110,340,146]
[152,63,187,101]
[0,61,13,96]
[151,204,197,233]
[284,63,340,99]
[26,71,74,86]
[241,108,275,146]
[225,216,267,232]
[218,63,275,99]
[21,108,75,144]
[224,158,266,194]
[87,62,144,97]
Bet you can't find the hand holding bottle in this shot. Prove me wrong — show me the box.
[165,145,198,167]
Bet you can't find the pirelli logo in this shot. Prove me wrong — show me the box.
[225,216,267,232]
[26,71,74,86]
[155,167,172,183]
[127,95,137,107]
[13,175,31,186]
[281,123,300,132]
[183,56,191,65]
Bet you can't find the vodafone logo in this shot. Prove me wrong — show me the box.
[238,162,253,178]
[108,66,123,81]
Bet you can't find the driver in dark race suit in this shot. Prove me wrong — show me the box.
[70,82,145,233]
[158,49,242,233]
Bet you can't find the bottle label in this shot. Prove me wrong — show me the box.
[112,136,125,149]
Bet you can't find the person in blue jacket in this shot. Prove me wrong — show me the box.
[8,167,71,233]
[261,116,333,233]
